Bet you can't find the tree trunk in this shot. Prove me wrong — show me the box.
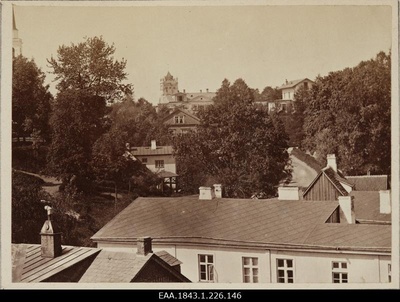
[114,181,118,214]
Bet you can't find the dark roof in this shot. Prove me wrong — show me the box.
[351,191,391,223]
[92,197,390,252]
[12,244,100,283]
[278,78,313,90]
[162,107,200,124]
[79,250,189,283]
[346,175,388,191]
[155,250,182,267]
[130,146,173,156]
[303,167,352,197]
[157,171,179,178]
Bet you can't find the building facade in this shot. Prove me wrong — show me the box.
[162,108,201,135]
[158,72,215,114]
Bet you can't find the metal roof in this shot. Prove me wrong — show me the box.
[350,191,391,223]
[346,175,388,191]
[91,197,390,252]
[12,244,101,283]
[79,250,189,283]
[130,146,173,156]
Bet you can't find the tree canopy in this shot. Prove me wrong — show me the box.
[12,55,53,142]
[47,36,132,102]
[301,51,391,175]
[174,78,290,198]
[47,89,107,188]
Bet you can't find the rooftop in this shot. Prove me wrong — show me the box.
[130,146,173,156]
[346,175,388,191]
[278,78,313,90]
[92,197,390,252]
[350,191,391,223]
[12,244,100,283]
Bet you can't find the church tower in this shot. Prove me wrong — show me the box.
[12,6,22,57]
[159,72,178,103]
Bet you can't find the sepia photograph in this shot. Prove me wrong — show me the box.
[1,0,399,291]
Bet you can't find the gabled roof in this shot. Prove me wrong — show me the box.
[350,191,391,223]
[278,78,313,90]
[130,146,173,156]
[12,244,101,283]
[303,167,353,197]
[79,250,190,283]
[162,107,200,124]
[346,175,388,191]
[92,197,390,252]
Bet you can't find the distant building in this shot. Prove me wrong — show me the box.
[12,6,22,57]
[263,78,314,113]
[92,183,391,284]
[162,107,200,135]
[130,140,178,192]
[12,207,190,283]
[158,72,215,114]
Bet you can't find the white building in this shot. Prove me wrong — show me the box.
[92,185,391,284]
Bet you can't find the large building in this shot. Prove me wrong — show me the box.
[158,72,216,114]
[91,156,392,284]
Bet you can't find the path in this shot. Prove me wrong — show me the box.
[15,170,62,196]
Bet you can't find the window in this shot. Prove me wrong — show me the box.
[177,96,183,102]
[192,105,198,111]
[332,261,348,283]
[277,259,294,283]
[281,103,287,112]
[155,160,164,169]
[243,257,259,283]
[141,157,147,164]
[388,264,391,282]
[304,82,309,89]
[199,254,214,282]
[174,115,185,124]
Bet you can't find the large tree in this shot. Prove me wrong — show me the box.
[109,96,171,146]
[47,89,107,189]
[47,36,132,103]
[302,51,391,175]
[174,79,290,198]
[12,55,53,142]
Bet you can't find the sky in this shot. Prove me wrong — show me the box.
[12,2,393,105]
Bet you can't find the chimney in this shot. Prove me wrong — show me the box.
[137,237,152,256]
[40,206,62,258]
[278,186,300,200]
[183,89,186,93]
[327,154,337,172]
[285,79,288,84]
[151,140,157,150]
[206,88,209,93]
[338,196,355,224]
[200,89,202,93]
[213,184,222,198]
[199,187,214,200]
[379,190,391,214]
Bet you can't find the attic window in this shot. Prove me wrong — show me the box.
[141,158,147,164]
[175,115,185,124]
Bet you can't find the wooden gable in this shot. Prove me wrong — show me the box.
[163,109,200,126]
[303,172,344,201]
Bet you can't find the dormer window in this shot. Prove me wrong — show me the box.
[175,115,185,124]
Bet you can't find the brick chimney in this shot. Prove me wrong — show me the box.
[151,140,157,150]
[213,184,222,198]
[327,154,337,172]
[379,190,391,214]
[199,187,214,200]
[137,237,153,256]
[278,186,301,200]
[206,88,209,93]
[40,206,62,258]
[338,196,355,224]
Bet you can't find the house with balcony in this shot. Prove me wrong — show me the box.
[130,140,178,192]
